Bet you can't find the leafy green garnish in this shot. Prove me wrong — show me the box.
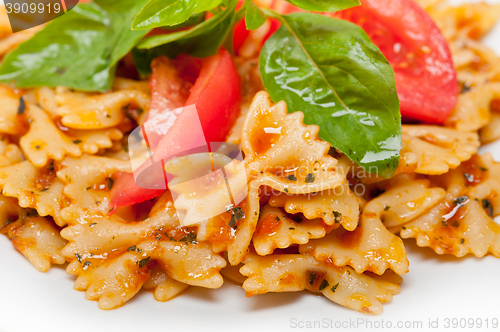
[319,278,329,291]
[132,0,222,30]
[138,257,151,268]
[137,1,236,53]
[284,0,360,12]
[244,0,266,30]
[259,12,401,178]
[133,0,236,75]
[0,0,151,92]
[160,12,207,31]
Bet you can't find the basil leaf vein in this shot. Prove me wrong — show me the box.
[259,12,401,178]
[132,0,222,30]
[0,0,150,92]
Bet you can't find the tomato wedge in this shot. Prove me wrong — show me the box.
[110,48,241,210]
[271,0,457,124]
[338,0,457,124]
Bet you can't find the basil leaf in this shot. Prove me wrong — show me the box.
[133,3,236,76]
[137,1,236,54]
[160,12,206,31]
[284,0,360,12]
[245,0,266,30]
[132,0,222,30]
[260,13,401,178]
[0,0,150,92]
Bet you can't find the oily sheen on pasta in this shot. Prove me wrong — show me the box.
[0,0,500,316]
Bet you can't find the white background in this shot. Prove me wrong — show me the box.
[0,0,500,331]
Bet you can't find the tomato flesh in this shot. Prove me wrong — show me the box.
[338,0,457,124]
[110,48,241,211]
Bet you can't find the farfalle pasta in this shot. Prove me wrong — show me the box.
[0,0,499,318]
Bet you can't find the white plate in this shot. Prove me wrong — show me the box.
[1,1,500,332]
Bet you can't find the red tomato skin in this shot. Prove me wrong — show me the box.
[338,0,457,124]
[110,49,241,211]
[184,48,241,144]
[110,172,164,209]
[234,19,251,55]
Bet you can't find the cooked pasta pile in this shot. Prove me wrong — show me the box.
[0,0,499,315]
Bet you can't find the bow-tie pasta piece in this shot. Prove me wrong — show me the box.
[197,185,260,266]
[467,154,500,214]
[400,154,500,257]
[479,100,500,144]
[165,153,248,227]
[71,238,225,309]
[57,89,151,130]
[72,240,154,310]
[240,253,401,315]
[299,197,409,275]
[62,191,225,308]
[400,125,479,175]
[151,240,226,289]
[252,205,331,256]
[0,85,28,135]
[401,193,500,257]
[65,128,124,155]
[0,194,19,228]
[241,91,344,194]
[0,135,23,167]
[56,155,131,222]
[20,103,82,167]
[62,192,179,259]
[429,2,500,41]
[1,210,66,272]
[445,82,500,132]
[268,182,359,231]
[364,174,446,229]
[0,161,67,226]
[454,40,500,87]
[143,265,189,301]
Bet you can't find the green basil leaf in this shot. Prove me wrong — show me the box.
[260,13,401,178]
[284,0,360,12]
[0,0,150,92]
[132,0,222,30]
[133,2,236,76]
[137,1,236,53]
[160,11,206,31]
[245,0,266,30]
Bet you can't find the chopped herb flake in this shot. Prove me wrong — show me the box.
[453,196,469,205]
[305,173,315,183]
[75,253,82,263]
[319,279,329,291]
[17,97,25,115]
[127,245,137,252]
[107,177,114,190]
[331,283,339,293]
[285,174,297,181]
[309,272,316,285]
[333,211,341,223]
[72,140,82,144]
[179,232,198,244]
[482,199,493,217]
[460,238,465,244]
[384,205,391,211]
[138,257,151,268]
